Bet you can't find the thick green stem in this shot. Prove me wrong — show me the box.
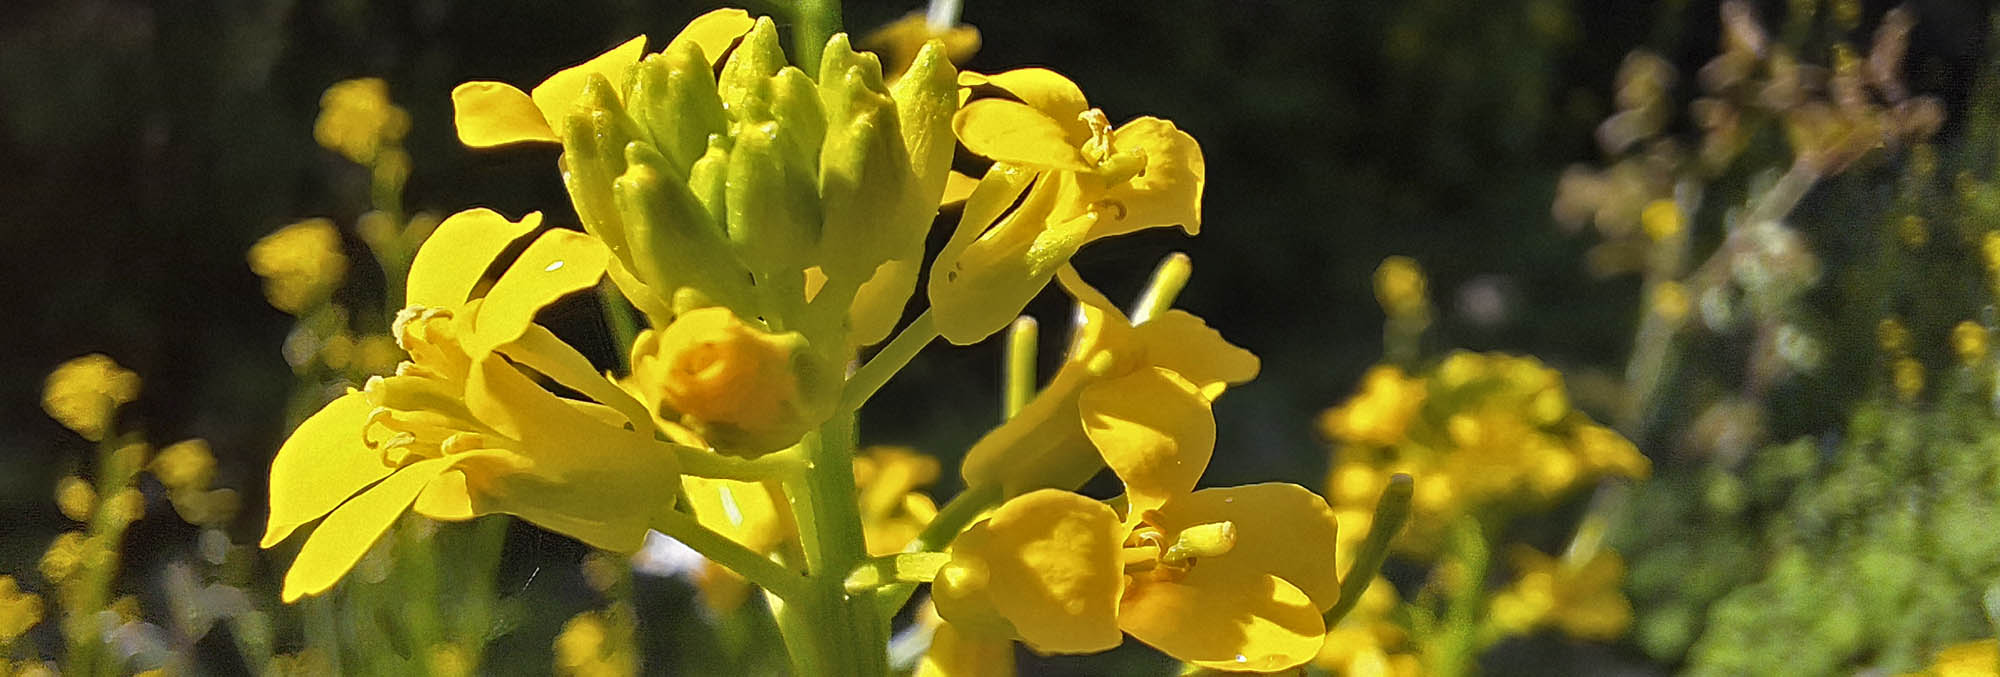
[775,412,889,675]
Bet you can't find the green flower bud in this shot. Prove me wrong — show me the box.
[817,75,918,285]
[626,42,727,174]
[892,41,959,200]
[614,140,758,318]
[726,120,822,295]
[718,17,786,123]
[559,74,643,266]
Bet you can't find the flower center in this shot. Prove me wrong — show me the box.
[1121,518,1237,582]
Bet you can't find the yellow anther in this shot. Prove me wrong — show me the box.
[1161,520,1238,564]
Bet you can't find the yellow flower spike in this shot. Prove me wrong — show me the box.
[42,354,141,442]
[630,307,836,456]
[933,489,1127,655]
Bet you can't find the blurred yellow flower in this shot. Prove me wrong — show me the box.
[857,11,980,82]
[1374,256,1430,318]
[680,475,793,612]
[1639,199,1681,241]
[931,69,1206,343]
[0,576,43,643]
[39,532,89,584]
[1488,547,1633,641]
[1904,640,1999,677]
[151,439,216,493]
[855,447,940,556]
[450,9,752,147]
[916,603,1014,677]
[42,354,141,442]
[1314,577,1420,677]
[960,267,1258,501]
[554,611,635,677]
[249,218,349,314]
[1954,321,1989,364]
[1320,365,1427,448]
[262,209,683,602]
[314,78,410,165]
[54,476,95,523]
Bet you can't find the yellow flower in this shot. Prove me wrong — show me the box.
[1320,366,1427,448]
[314,77,410,164]
[930,69,1206,344]
[262,208,683,602]
[854,447,940,556]
[0,576,43,643]
[679,475,793,612]
[628,308,838,456]
[935,484,1342,671]
[1314,577,1420,677]
[54,476,95,522]
[857,11,980,82]
[1488,547,1633,642]
[554,611,636,677]
[42,353,141,442]
[959,267,1258,502]
[1373,256,1429,319]
[39,532,90,584]
[1955,321,1990,364]
[450,9,753,147]
[915,603,1014,677]
[248,218,349,314]
[151,439,216,493]
[1905,640,1999,677]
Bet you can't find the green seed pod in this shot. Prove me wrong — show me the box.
[626,41,728,174]
[614,141,758,319]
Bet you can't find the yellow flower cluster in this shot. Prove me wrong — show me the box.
[0,576,43,645]
[1487,547,1633,641]
[553,611,637,677]
[1323,353,1647,555]
[247,218,349,315]
[1904,640,1999,677]
[1313,576,1420,677]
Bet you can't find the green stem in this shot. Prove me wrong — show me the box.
[791,0,843,77]
[841,311,939,411]
[653,509,807,601]
[1427,518,1491,677]
[775,411,889,675]
[1324,474,1413,627]
[1004,316,1038,417]
[876,483,1002,616]
[674,445,806,482]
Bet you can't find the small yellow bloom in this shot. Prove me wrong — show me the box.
[54,476,95,523]
[1314,577,1419,677]
[42,354,141,442]
[1488,547,1634,642]
[1879,317,1911,354]
[1953,321,1989,364]
[960,267,1258,503]
[314,77,410,164]
[248,218,349,314]
[554,611,636,677]
[1639,199,1681,241]
[855,447,941,556]
[629,307,838,456]
[151,439,216,493]
[930,69,1206,344]
[1320,366,1427,448]
[0,576,43,643]
[1894,357,1926,401]
[680,474,792,612]
[263,208,683,602]
[1905,640,1999,677]
[39,532,90,584]
[1373,256,1429,318]
[450,9,753,147]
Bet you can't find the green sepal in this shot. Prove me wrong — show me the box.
[726,120,822,294]
[769,66,826,174]
[627,42,728,174]
[816,74,920,287]
[614,140,758,319]
[891,41,960,201]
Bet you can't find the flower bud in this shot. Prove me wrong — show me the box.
[614,141,759,319]
[718,18,786,123]
[631,308,836,455]
[626,43,727,174]
[727,119,823,289]
[559,76,644,267]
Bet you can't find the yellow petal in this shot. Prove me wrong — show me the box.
[941,170,980,206]
[500,323,653,434]
[916,621,1016,677]
[1119,569,1325,672]
[529,35,648,129]
[263,391,390,548]
[665,8,755,62]
[1090,117,1205,239]
[935,489,1124,654]
[971,68,1092,142]
[406,209,542,308]
[958,365,1100,497]
[412,470,475,521]
[462,357,678,552]
[931,172,1098,345]
[281,457,456,601]
[1153,484,1343,612]
[1133,310,1260,394]
[467,228,610,354]
[1079,367,1213,513]
[847,258,920,349]
[1054,264,1135,358]
[451,82,558,147]
[683,476,792,554]
[954,99,1090,170]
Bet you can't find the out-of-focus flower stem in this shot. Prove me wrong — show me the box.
[790,0,843,77]
[1426,517,1492,677]
[1325,474,1413,627]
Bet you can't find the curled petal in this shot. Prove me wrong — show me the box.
[1132,310,1260,396]
[934,490,1125,654]
[452,82,559,147]
[962,68,1092,142]
[501,324,653,433]
[1119,568,1326,672]
[1080,367,1213,513]
[406,209,542,308]
[263,391,391,548]
[1090,117,1205,238]
[281,456,457,601]
[665,8,756,63]
[931,172,1097,345]
[1153,484,1343,612]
